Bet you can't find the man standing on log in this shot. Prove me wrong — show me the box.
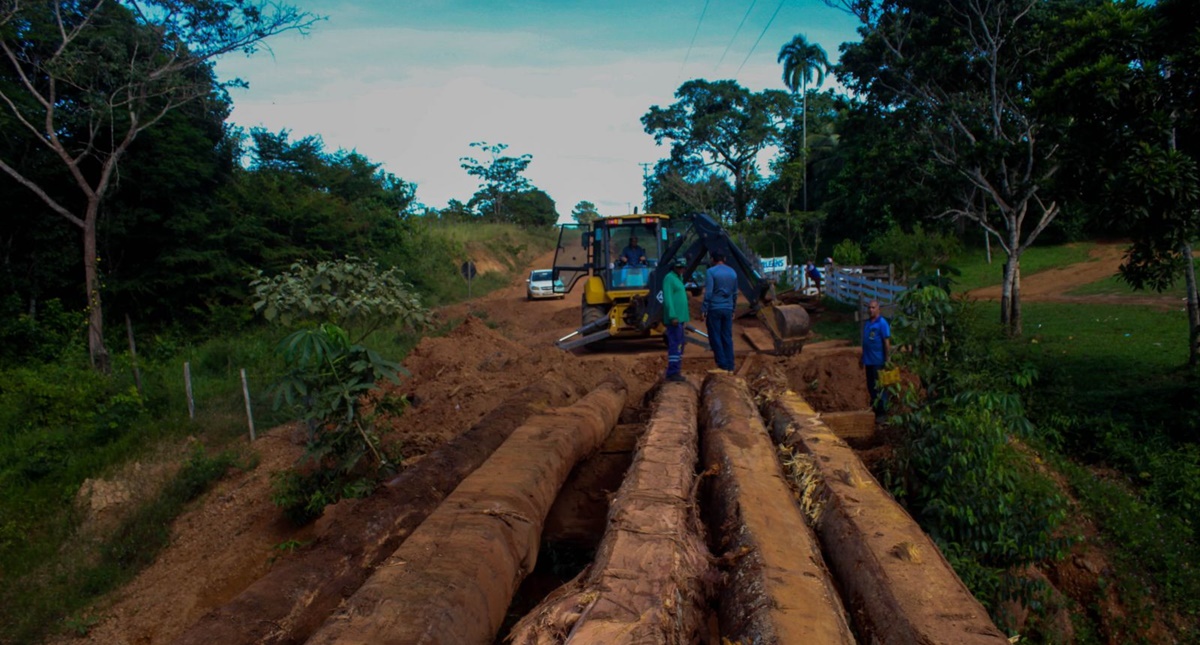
[663,257,690,382]
[861,299,892,418]
[702,251,738,373]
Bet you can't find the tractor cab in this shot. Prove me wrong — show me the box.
[552,214,689,344]
[552,214,680,296]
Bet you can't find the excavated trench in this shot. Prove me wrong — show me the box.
[174,345,1008,645]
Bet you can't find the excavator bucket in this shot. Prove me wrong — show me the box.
[756,303,812,355]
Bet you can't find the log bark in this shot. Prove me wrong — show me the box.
[759,388,1009,644]
[818,410,877,443]
[508,380,711,644]
[173,372,588,645]
[700,373,856,644]
[306,374,627,645]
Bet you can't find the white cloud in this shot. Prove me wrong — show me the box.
[214,1,860,220]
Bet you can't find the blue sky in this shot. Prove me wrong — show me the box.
[213,0,860,219]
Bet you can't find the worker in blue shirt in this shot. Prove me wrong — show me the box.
[861,299,892,417]
[619,236,647,267]
[702,251,738,372]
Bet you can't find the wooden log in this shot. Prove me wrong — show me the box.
[306,375,628,645]
[508,380,711,644]
[820,410,877,442]
[700,373,856,644]
[760,390,1009,645]
[173,372,589,645]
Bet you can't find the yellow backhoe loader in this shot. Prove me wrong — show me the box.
[551,212,811,354]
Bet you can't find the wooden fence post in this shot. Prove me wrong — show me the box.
[184,361,195,420]
[125,314,143,397]
[241,368,256,442]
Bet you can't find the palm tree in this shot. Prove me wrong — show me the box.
[777,35,830,213]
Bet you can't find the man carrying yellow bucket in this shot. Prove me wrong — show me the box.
[862,299,892,418]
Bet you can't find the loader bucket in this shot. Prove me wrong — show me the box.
[757,303,811,355]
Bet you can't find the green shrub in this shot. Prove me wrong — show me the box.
[886,285,1070,619]
[831,238,866,265]
[867,223,962,278]
[0,296,84,366]
[268,324,405,524]
[894,395,1069,569]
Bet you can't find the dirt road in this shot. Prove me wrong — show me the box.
[966,242,1184,309]
[61,250,1005,644]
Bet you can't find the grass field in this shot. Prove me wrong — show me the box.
[949,243,1097,292]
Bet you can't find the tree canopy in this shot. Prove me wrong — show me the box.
[832,0,1070,335]
[0,0,318,371]
[642,79,791,223]
[460,141,537,223]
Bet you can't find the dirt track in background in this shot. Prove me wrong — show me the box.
[966,242,1184,309]
[61,249,1020,644]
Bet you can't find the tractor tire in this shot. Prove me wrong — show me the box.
[582,304,607,327]
[581,301,610,352]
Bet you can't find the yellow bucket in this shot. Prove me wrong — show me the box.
[879,367,901,387]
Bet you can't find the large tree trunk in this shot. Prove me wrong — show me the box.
[749,373,1008,644]
[1183,241,1200,366]
[508,380,711,644]
[1000,251,1023,337]
[173,373,589,645]
[306,375,627,645]
[701,372,856,644]
[83,200,110,374]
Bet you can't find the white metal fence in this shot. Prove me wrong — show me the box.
[823,264,905,306]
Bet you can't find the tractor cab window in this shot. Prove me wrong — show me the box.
[607,224,660,288]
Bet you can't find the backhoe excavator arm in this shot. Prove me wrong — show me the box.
[637,213,810,355]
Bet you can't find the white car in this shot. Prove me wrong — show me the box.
[526,269,564,300]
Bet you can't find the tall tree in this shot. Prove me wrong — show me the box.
[642,79,790,223]
[571,200,600,225]
[761,90,843,255]
[832,0,1067,335]
[778,34,830,212]
[0,1,318,372]
[823,98,961,247]
[459,141,533,223]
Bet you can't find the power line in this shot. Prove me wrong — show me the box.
[677,0,712,84]
[715,0,759,72]
[736,0,786,74]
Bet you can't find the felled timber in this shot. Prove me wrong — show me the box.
[508,380,711,644]
[820,409,877,442]
[700,372,856,644]
[306,374,627,645]
[759,386,1009,645]
[174,372,588,645]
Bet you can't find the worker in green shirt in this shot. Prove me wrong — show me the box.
[663,257,690,382]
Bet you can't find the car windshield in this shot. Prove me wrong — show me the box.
[530,270,553,281]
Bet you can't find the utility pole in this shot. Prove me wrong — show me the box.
[639,162,653,212]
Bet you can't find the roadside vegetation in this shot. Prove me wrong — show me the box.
[829,247,1200,642]
[0,224,553,644]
